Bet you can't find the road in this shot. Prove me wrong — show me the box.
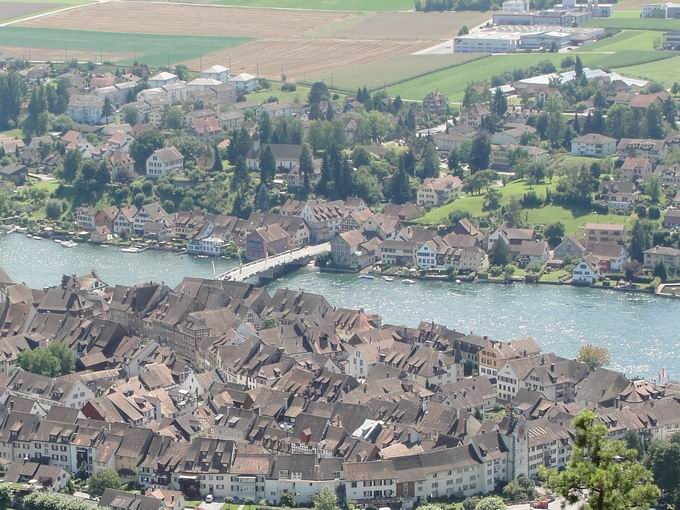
[217,242,330,282]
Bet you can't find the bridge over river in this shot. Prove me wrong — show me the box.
[216,242,331,283]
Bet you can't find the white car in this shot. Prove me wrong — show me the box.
[205,495,214,503]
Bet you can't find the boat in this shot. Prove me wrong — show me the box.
[382,276,394,282]
[455,279,461,284]
[359,274,374,280]
[53,239,63,244]
[121,247,142,253]
[402,279,416,284]
[196,255,208,259]
[61,240,78,248]
[31,235,42,240]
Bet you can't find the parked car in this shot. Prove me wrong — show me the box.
[531,500,549,509]
[205,495,214,503]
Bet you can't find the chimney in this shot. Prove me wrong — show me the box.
[550,363,555,372]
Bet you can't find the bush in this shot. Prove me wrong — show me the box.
[281,83,297,92]
[648,206,661,220]
[45,198,64,219]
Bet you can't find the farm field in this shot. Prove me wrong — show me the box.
[614,54,680,85]
[585,16,680,30]
[308,53,485,91]
[0,26,248,66]
[387,50,675,101]
[316,10,490,40]
[190,39,427,81]
[18,1,355,37]
[13,0,476,79]
[177,0,415,10]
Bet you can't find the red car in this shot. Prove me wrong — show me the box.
[531,499,550,509]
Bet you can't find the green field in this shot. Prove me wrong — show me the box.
[178,0,414,10]
[0,26,249,67]
[586,16,680,30]
[415,179,635,234]
[615,54,680,85]
[246,83,312,104]
[386,49,674,101]
[581,29,661,52]
[311,53,485,92]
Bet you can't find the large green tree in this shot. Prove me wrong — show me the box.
[88,469,121,498]
[130,130,164,171]
[542,410,660,510]
[312,488,337,510]
[17,342,75,377]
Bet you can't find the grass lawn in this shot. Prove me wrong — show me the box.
[553,155,616,174]
[0,27,249,67]
[580,29,662,52]
[246,83,311,105]
[0,128,24,139]
[416,179,556,224]
[539,268,570,282]
[614,54,680,85]
[187,0,414,10]
[585,16,680,30]
[386,50,671,101]
[524,205,634,234]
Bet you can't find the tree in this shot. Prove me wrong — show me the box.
[23,86,49,136]
[474,496,505,510]
[458,25,469,35]
[390,157,412,204]
[164,106,184,130]
[62,149,82,183]
[308,82,330,120]
[101,97,114,124]
[545,94,565,148]
[299,143,313,196]
[280,491,295,507]
[231,156,250,191]
[87,469,121,498]
[502,474,536,501]
[130,130,164,171]
[447,147,461,175]
[673,82,680,96]
[575,55,584,77]
[629,219,653,263]
[647,434,680,502]
[654,259,668,281]
[259,111,272,143]
[490,238,510,266]
[544,221,565,247]
[0,72,21,130]
[312,488,337,510]
[491,87,508,117]
[646,103,664,139]
[542,409,660,510]
[469,133,490,172]
[212,145,223,172]
[17,342,75,377]
[255,183,271,212]
[483,188,501,211]
[0,484,14,510]
[576,343,610,370]
[259,145,276,185]
[418,141,440,179]
[123,106,139,126]
[23,492,93,510]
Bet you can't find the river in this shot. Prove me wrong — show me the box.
[1,232,679,379]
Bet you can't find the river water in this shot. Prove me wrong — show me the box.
[1,232,678,379]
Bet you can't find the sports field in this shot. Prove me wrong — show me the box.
[0,26,248,66]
